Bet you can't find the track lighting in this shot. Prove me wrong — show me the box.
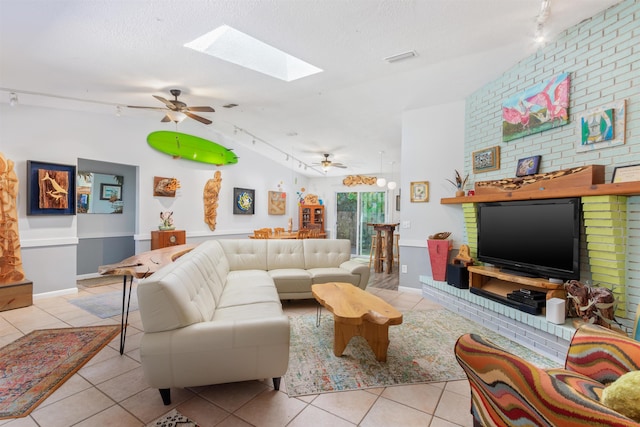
[9,92,18,107]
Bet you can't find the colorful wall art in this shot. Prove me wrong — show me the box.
[576,100,626,152]
[502,73,570,142]
[233,187,255,215]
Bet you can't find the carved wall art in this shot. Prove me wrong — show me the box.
[0,153,25,284]
[203,171,222,231]
[27,160,76,215]
[342,175,377,186]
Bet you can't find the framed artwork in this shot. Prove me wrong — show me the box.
[233,187,255,214]
[576,100,626,152]
[516,155,541,177]
[410,181,429,203]
[502,72,570,142]
[472,146,500,173]
[153,176,179,197]
[100,184,122,201]
[27,160,76,215]
[268,191,286,215]
[612,164,640,184]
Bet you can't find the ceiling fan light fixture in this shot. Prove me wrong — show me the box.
[167,111,187,123]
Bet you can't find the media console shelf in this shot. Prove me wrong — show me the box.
[467,266,566,314]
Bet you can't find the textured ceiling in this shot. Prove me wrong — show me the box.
[0,0,622,176]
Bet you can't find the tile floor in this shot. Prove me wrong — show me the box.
[0,279,474,427]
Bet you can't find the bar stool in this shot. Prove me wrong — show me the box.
[392,233,399,266]
[368,232,386,268]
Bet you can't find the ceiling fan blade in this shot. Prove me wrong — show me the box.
[334,164,347,168]
[127,105,168,110]
[184,111,212,125]
[187,106,215,112]
[160,114,172,123]
[153,95,178,110]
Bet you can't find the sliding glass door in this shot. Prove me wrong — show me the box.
[336,191,385,256]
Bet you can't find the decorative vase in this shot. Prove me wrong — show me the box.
[455,190,465,197]
[159,225,175,231]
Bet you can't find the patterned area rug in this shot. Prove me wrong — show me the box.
[285,309,558,397]
[146,409,199,427]
[70,290,138,318]
[0,325,120,419]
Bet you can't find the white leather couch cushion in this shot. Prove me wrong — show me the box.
[303,239,351,268]
[138,246,218,333]
[219,239,267,270]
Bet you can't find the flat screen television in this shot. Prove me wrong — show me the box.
[477,197,581,281]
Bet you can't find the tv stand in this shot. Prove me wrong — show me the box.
[467,266,566,314]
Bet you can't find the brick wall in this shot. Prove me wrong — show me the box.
[463,0,639,332]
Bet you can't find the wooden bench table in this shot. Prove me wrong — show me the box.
[312,282,403,362]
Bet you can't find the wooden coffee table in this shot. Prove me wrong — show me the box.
[312,282,403,362]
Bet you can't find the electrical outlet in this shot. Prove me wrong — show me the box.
[402,220,410,229]
[401,264,408,273]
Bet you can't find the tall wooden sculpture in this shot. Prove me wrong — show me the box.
[0,152,32,311]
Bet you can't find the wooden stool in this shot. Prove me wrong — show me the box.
[369,233,387,268]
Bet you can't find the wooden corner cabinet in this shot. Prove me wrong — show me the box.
[151,229,186,250]
[299,205,325,232]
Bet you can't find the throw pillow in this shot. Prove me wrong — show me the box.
[601,371,640,422]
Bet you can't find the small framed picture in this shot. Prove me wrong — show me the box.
[516,155,541,177]
[100,184,122,201]
[612,164,640,183]
[410,181,429,203]
[472,146,500,173]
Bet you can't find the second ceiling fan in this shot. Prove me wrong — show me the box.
[314,153,347,170]
[128,89,215,125]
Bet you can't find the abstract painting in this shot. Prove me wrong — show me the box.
[502,73,570,142]
[576,100,626,152]
[268,191,286,215]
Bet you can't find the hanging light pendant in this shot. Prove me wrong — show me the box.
[376,151,386,187]
[387,161,397,190]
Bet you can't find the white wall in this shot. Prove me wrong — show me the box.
[399,100,466,289]
[1,103,309,294]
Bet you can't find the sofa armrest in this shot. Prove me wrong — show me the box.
[339,260,370,289]
[455,333,638,426]
[565,323,640,384]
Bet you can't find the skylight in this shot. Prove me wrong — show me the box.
[184,25,323,82]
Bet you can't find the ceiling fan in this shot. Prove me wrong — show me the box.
[313,153,347,170]
[128,89,215,125]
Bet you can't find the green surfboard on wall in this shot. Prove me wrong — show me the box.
[147,131,238,165]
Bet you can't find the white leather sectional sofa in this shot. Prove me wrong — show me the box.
[136,238,369,404]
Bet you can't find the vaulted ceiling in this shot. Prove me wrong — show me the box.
[0,0,621,176]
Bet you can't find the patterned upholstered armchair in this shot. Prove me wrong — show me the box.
[455,324,640,426]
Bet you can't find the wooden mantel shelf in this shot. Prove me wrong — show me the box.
[441,181,640,204]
